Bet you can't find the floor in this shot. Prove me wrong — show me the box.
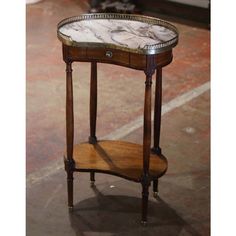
[26,0,210,235]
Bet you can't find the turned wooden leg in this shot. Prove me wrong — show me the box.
[89,62,97,187]
[67,170,74,209]
[65,61,75,210]
[152,67,162,155]
[151,68,162,198]
[141,55,155,225]
[90,171,95,187]
[89,61,97,144]
[153,179,159,198]
[141,182,149,226]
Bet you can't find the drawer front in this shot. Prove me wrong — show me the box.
[87,48,130,65]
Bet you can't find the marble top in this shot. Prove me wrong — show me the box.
[57,14,178,54]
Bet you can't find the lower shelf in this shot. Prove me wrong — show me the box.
[66,140,168,182]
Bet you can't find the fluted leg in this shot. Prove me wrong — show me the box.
[67,170,74,209]
[152,67,162,155]
[141,55,155,225]
[89,62,97,186]
[151,68,162,199]
[141,181,149,225]
[89,62,97,144]
[65,61,75,209]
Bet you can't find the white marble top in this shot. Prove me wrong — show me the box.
[58,15,178,54]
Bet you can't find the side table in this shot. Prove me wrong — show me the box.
[57,13,178,224]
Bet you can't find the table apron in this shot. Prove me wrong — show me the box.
[63,45,173,70]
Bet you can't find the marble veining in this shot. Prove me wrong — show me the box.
[59,19,177,50]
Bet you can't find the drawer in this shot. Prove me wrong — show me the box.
[87,48,130,65]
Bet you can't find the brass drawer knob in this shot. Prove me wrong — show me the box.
[105,51,113,58]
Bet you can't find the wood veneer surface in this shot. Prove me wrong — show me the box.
[66,140,168,181]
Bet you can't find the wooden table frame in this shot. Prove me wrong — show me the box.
[62,44,173,224]
[58,13,178,224]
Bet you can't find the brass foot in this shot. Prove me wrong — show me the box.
[90,181,95,187]
[153,191,158,198]
[141,220,147,226]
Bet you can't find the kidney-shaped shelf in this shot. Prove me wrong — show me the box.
[65,140,168,182]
